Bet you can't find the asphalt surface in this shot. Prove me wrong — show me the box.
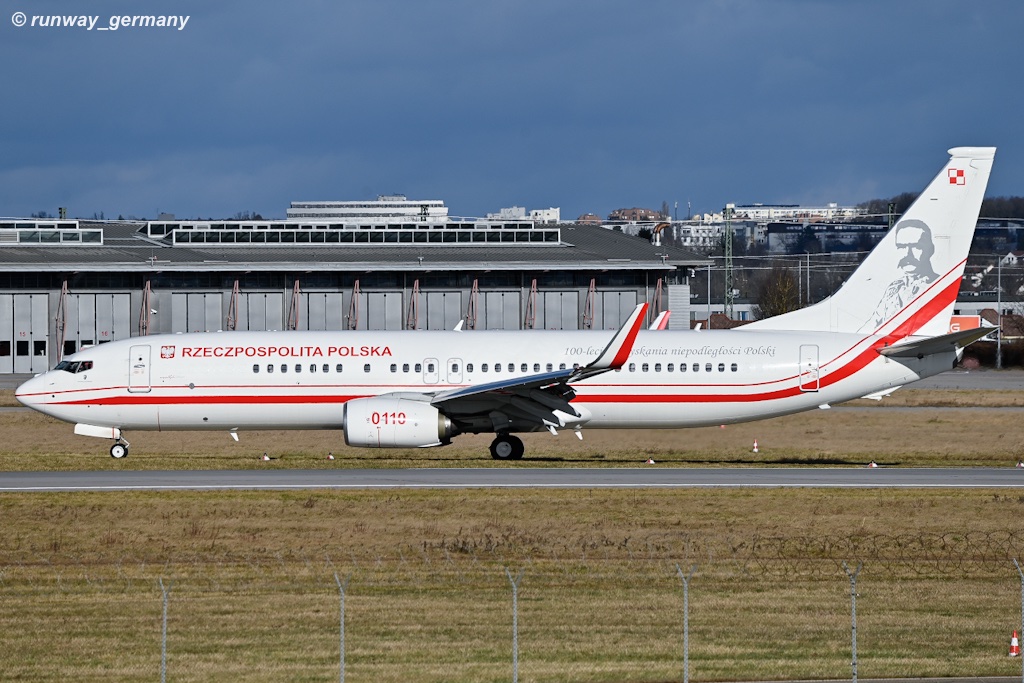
[1,467,1022,491]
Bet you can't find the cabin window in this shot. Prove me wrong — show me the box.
[281,364,287,373]
[364,364,371,373]
[692,363,699,372]
[667,363,674,372]
[705,363,712,373]
[628,363,636,372]
[521,363,528,372]
[390,364,397,373]
[295,364,302,373]
[323,364,329,373]
[679,363,686,372]
[481,363,488,372]
[731,362,738,372]
[403,363,410,372]
[559,363,566,370]
[336,364,343,373]
[508,363,515,373]
[451,363,459,373]
[253,364,259,374]
[642,363,649,372]
[267,364,274,373]
[494,363,501,373]
[655,363,662,372]
[546,363,553,372]
[310,364,316,373]
[466,363,474,372]
[414,363,422,372]
[533,363,540,372]
[427,362,435,373]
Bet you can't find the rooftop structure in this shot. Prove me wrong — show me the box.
[729,203,865,221]
[286,194,448,222]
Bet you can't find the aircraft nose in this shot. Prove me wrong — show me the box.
[15,374,48,407]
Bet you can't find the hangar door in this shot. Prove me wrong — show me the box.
[57,293,132,358]
[172,293,223,333]
[349,291,402,330]
[299,293,344,331]
[242,293,285,331]
[0,294,49,373]
[595,291,638,330]
[425,292,463,330]
[534,292,579,330]
[482,291,520,330]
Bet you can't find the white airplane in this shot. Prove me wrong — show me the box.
[16,147,996,460]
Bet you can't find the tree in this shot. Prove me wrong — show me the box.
[752,264,799,320]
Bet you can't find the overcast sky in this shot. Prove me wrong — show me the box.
[2,0,1021,221]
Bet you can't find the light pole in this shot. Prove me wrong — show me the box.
[706,263,712,328]
[997,256,1003,369]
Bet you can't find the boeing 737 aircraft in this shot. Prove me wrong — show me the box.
[16,147,996,460]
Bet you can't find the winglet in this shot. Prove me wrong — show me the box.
[571,303,648,381]
[649,310,671,330]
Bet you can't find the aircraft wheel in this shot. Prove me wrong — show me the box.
[490,434,524,460]
[110,443,128,459]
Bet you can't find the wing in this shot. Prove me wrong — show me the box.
[429,303,648,432]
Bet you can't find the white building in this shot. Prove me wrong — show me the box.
[529,207,560,224]
[730,202,864,221]
[487,206,561,224]
[287,195,448,222]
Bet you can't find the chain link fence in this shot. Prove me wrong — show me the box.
[3,535,1024,681]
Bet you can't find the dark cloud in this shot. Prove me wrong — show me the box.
[2,0,1021,220]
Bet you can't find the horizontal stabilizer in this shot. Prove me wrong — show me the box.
[877,326,993,359]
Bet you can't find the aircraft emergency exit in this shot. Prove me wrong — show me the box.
[16,147,997,460]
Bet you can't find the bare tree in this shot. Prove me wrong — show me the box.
[752,264,799,320]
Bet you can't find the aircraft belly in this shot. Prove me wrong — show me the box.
[153,402,341,430]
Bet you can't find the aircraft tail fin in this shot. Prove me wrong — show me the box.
[744,147,996,337]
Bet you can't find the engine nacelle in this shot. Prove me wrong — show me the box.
[343,397,453,448]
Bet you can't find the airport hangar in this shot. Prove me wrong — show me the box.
[0,217,708,375]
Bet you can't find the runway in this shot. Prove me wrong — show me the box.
[1,467,1022,491]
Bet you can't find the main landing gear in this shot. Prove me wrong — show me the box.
[110,437,130,459]
[489,433,524,460]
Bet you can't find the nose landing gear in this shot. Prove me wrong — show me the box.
[110,437,130,459]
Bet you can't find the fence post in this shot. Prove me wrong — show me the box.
[158,578,172,683]
[842,562,863,683]
[505,568,524,683]
[1014,558,1023,683]
[335,573,350,683]
[676,564,697,683]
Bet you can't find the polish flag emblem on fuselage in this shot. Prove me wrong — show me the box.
[949,168,966,185]
[161,346,175,359]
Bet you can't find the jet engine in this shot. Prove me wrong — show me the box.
[342,397,453,448]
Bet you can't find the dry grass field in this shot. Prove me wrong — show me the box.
[1,489,1024,681]
[3,386,1024,681]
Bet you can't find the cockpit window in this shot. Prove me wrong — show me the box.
[55,360,93,374]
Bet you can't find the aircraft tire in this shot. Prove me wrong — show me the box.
[490,434,524,460]
[110,443,128,459]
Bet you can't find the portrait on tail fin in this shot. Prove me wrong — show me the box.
[862,219,938,331]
